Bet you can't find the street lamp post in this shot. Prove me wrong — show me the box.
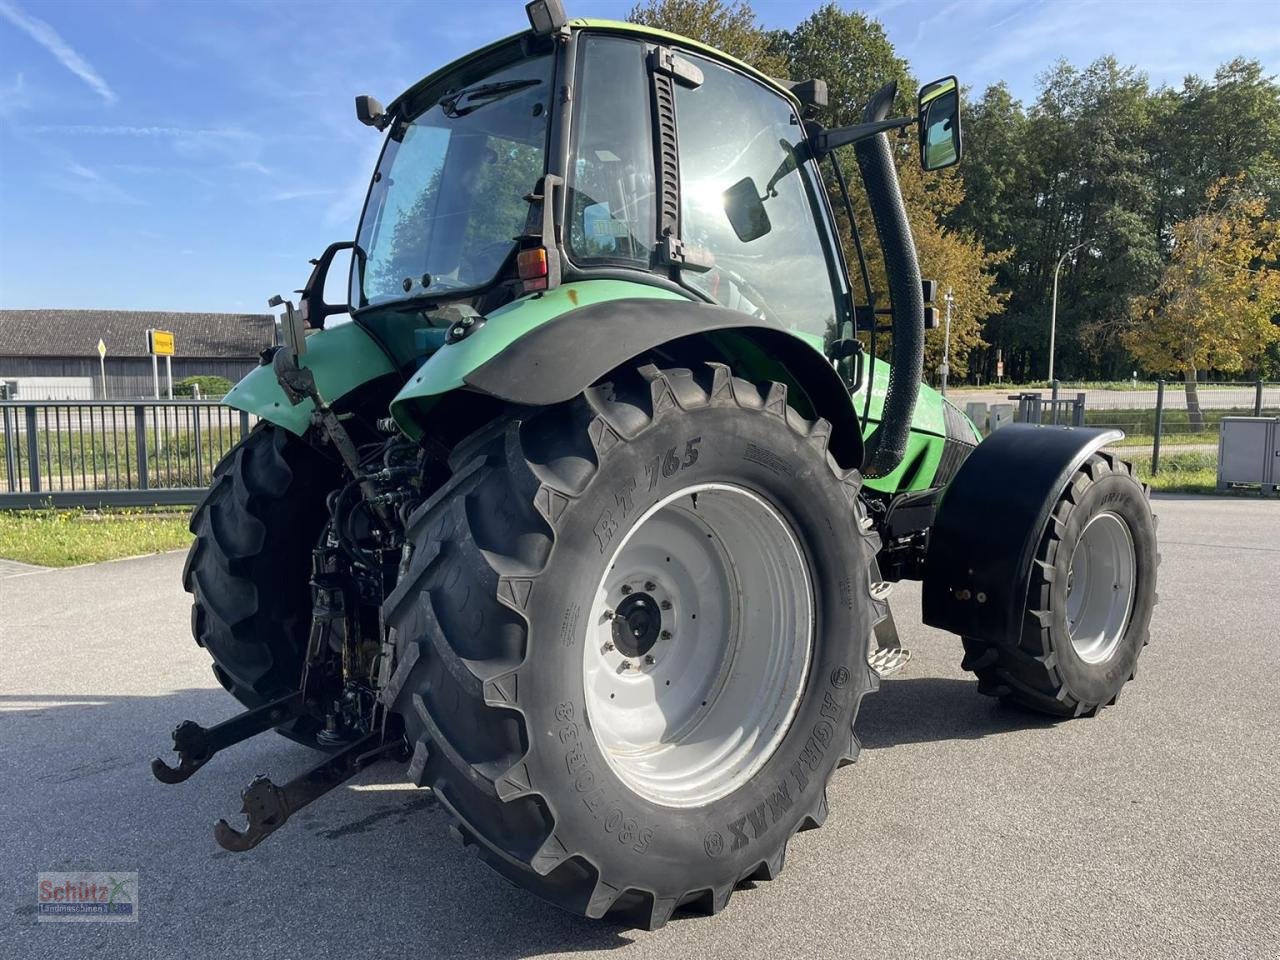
[1049,239,1090,383]
[939,287,954,396]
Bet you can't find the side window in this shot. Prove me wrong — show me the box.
[674,54,840,339]
[567,37,655,266]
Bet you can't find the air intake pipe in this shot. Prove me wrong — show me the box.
[854,81,924,478]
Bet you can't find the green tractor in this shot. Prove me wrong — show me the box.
[157,1,1158,928]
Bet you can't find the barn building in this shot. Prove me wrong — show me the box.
[0,310,276,399]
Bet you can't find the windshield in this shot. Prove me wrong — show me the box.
[350,49,553,310]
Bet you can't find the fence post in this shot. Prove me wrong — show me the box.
[1256,380,1264,418]
[24,405,41,493]
[134,404,149,491]
[192,405,204,487]
[239,410,250,440]
[1050,380,1060,425]
[1074,392,1086,427]
[1152,379,1165,476]
[3,407,16,493]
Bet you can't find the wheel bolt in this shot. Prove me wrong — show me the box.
[621,660,633,671]
[644,581,657,592]
[660,600,672,610]
[603,640,614,652]
[644,655,655,665]
[660,630,672,641]
[620,584,632,595]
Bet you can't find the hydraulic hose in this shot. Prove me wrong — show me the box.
[854,86,924,478]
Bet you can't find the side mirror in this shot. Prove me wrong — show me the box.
[299,241,365,330]
[918,76,961,170]
[723,177,772,243]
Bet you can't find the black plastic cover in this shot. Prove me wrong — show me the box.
[921,424,1121,641]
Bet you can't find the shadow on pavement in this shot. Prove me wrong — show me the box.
[857,676,1055,749]
[2,687,641,955]
[4,674,1057,955]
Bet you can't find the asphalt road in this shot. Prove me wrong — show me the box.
[2,494,1277,959]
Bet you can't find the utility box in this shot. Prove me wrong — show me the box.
[1217,417,1279,494]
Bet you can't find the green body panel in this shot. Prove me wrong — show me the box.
[389,279,690,436]
[854,357,979,494]
[223,321,396,436]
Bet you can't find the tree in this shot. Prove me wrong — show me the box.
[782,3,1006,380]
[626,0,787,76]
[1124,176,1280,427]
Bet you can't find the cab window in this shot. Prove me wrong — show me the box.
[566,36,656,267]
[673,54,840,339]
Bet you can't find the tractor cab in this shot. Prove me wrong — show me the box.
[340,10,957,380]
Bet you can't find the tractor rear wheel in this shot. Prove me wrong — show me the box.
[382,362,880,927]
[960,451,1157,716]
[183,424,338,746]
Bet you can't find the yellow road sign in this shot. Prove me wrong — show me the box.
[147,329,175,356]
[97,338,107,359]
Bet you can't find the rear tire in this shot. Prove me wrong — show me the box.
[960,451,1157,716]
[383,362,881,927]
[182,424,338,746]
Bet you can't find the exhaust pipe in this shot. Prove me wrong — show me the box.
[854,82,924,478]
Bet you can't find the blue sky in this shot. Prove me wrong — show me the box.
[1,0,1277,314]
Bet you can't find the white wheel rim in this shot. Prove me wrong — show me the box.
[584,482,814,808]
[1065,511,1136,664]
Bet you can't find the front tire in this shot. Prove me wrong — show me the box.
[383,363,880,927]
[960,451,1157,716]
[182,424,338,746]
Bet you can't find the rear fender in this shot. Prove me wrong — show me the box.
[223,321,396,436]
[921,424,1122,642]
[392,295,863,469]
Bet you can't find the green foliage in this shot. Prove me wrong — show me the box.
[174,375,234,398]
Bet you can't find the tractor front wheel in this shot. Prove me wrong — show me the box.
[183,424,338,746]
[961,451,1157,716]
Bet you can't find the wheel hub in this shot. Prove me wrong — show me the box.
[584,483,814,808]
[1065,511,1136,664]
[610,592,663,658]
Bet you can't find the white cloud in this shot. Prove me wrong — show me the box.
[234,159,274,176]
[0,71,30,117]
[266,186,339,203]
[43,160,144,205]
[0,0,116,104]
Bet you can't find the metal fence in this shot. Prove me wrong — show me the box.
[1,400,256,508]
[1008,380,1280,482]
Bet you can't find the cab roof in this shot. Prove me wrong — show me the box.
[386,17,797,118]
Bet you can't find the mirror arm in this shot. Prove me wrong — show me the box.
[810,116,915,158]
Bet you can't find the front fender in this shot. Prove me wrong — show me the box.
[389,280,688,435]
[223,321,396,436]
[921,424,1123,642]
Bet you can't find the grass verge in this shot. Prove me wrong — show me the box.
[0,508,192,567]
[1128,451,1221,494]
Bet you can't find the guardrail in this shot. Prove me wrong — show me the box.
[1,400,255,509]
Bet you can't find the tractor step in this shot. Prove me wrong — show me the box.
[151,692,309,784]
[869,645,913,678]
[213,731,406,852]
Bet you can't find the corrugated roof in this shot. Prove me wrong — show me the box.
[0,309,275,359]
